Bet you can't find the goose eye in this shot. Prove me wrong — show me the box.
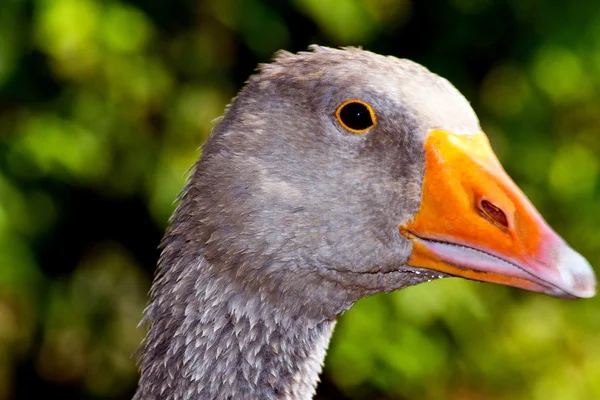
[335,100,377,133]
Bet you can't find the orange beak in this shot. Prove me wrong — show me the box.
[400,130,596,299]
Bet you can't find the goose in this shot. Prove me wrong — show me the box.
[134,46,596,400]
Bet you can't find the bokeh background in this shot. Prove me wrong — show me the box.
[1,0,599,399]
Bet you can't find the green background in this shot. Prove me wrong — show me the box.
[1,0,599,399]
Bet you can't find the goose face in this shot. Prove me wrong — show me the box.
[189,47,595,319]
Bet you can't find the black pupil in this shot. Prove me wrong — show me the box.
[339,102,374,131]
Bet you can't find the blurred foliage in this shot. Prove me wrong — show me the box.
[0,0,599,399]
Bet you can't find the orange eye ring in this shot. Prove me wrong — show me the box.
[335,99,377,134]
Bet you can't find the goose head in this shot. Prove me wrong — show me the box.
[138,46,596,399]
[178,46,594,315]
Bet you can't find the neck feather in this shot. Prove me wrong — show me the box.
[134,255,336,400]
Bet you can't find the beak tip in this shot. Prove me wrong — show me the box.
[556,245,597,299]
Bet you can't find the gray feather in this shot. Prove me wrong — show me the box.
[134,46,480,400]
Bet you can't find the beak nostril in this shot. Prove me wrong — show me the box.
[480,200,509,229]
